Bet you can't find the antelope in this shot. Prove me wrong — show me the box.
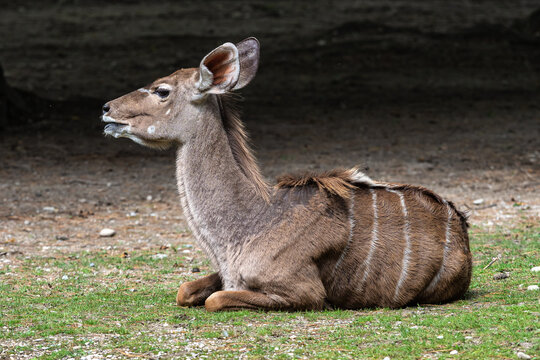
[102,37,472,311]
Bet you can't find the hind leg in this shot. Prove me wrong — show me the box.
[419,250,472,304]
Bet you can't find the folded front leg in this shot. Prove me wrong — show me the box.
[204,290,325,312]
[176,273,222,307]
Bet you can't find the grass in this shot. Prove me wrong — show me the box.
[0,220,539,359]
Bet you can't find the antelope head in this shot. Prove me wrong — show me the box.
[102,37,260,149]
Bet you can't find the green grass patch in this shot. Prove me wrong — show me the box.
[0,221,538,359]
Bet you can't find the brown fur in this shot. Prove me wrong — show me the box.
[218,94,270,201]
[103,37,472,312]
[276,168,357,198]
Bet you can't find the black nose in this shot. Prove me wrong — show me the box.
[102,103,110,115]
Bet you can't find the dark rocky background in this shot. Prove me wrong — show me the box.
[1,1,539,254]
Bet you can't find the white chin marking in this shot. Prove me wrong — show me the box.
[101,115,117,123]
[147,125,156,135]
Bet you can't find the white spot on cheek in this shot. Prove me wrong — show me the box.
[147,125,155,135]
[166,109,171,115]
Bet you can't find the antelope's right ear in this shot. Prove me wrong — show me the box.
[233,37,260,90]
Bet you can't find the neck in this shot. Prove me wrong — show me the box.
[175,95,270,272]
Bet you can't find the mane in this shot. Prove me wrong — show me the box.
[276,168,468,225]
[217,93,270,201]
[276,167,374,199]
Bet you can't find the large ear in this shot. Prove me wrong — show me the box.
[196,38,260,94]
[197,42,240,94]
[233,37,260,90]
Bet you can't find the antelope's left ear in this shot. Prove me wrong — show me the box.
[197,37,260,94]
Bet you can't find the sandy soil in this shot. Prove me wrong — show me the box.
[0,1,539,258]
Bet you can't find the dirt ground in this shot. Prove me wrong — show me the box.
[0,1,539,259]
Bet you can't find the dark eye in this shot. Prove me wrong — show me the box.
[154,87,170,99]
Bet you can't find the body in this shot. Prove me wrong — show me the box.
[102,38,472,311]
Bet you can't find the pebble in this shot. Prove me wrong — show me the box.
[437,335,444,339]
[62,275,69,280]
[89,263,95,267]
[517,352,531,359]
[43,206,56,212]
[493,272,510,280]
[152,253,168,260]
[191,267,200,273]
[450,350,458,355]
[526,285,539,291]
[182,249,191,254]
[99,228,116,237]
[146,195,153,201]
[473,198,484,205]
[55,235,69,241]
[383,357,390,360]
[531,266,540,272]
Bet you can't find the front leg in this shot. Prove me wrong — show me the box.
[176,272,222,307]
[204,290,325,312]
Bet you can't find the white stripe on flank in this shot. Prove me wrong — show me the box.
[358,189,379,292]
[425,201,453,293]
[387,189,411,303]
[332,196,355,277]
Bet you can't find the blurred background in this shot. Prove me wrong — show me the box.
[1,1,539,255]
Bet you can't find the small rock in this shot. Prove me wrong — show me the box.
[526,285,539,291]
[493,272,510,280]
[43,206,56,213]
[383,357,391,360]
[182,249,191,254]
[450,350,458,355]
[146,195,153,201]
[437,335,444,339]
[531,266,540,272]
[99,228,116,237]
[62,275,69,280]
[517,352,531,359]
[191,267,200,273]
[89,263,95,267]
[221,330,229,337]
[473,198,484,205]
[24,220,30,225]
[152,253,168,260]
[55,235,69,241]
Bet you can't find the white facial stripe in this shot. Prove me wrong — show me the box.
[156,83,172,91]
[138,88,152,95]
[387,189,411,303]
[166,109,171,115]
[147,125,155,135]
